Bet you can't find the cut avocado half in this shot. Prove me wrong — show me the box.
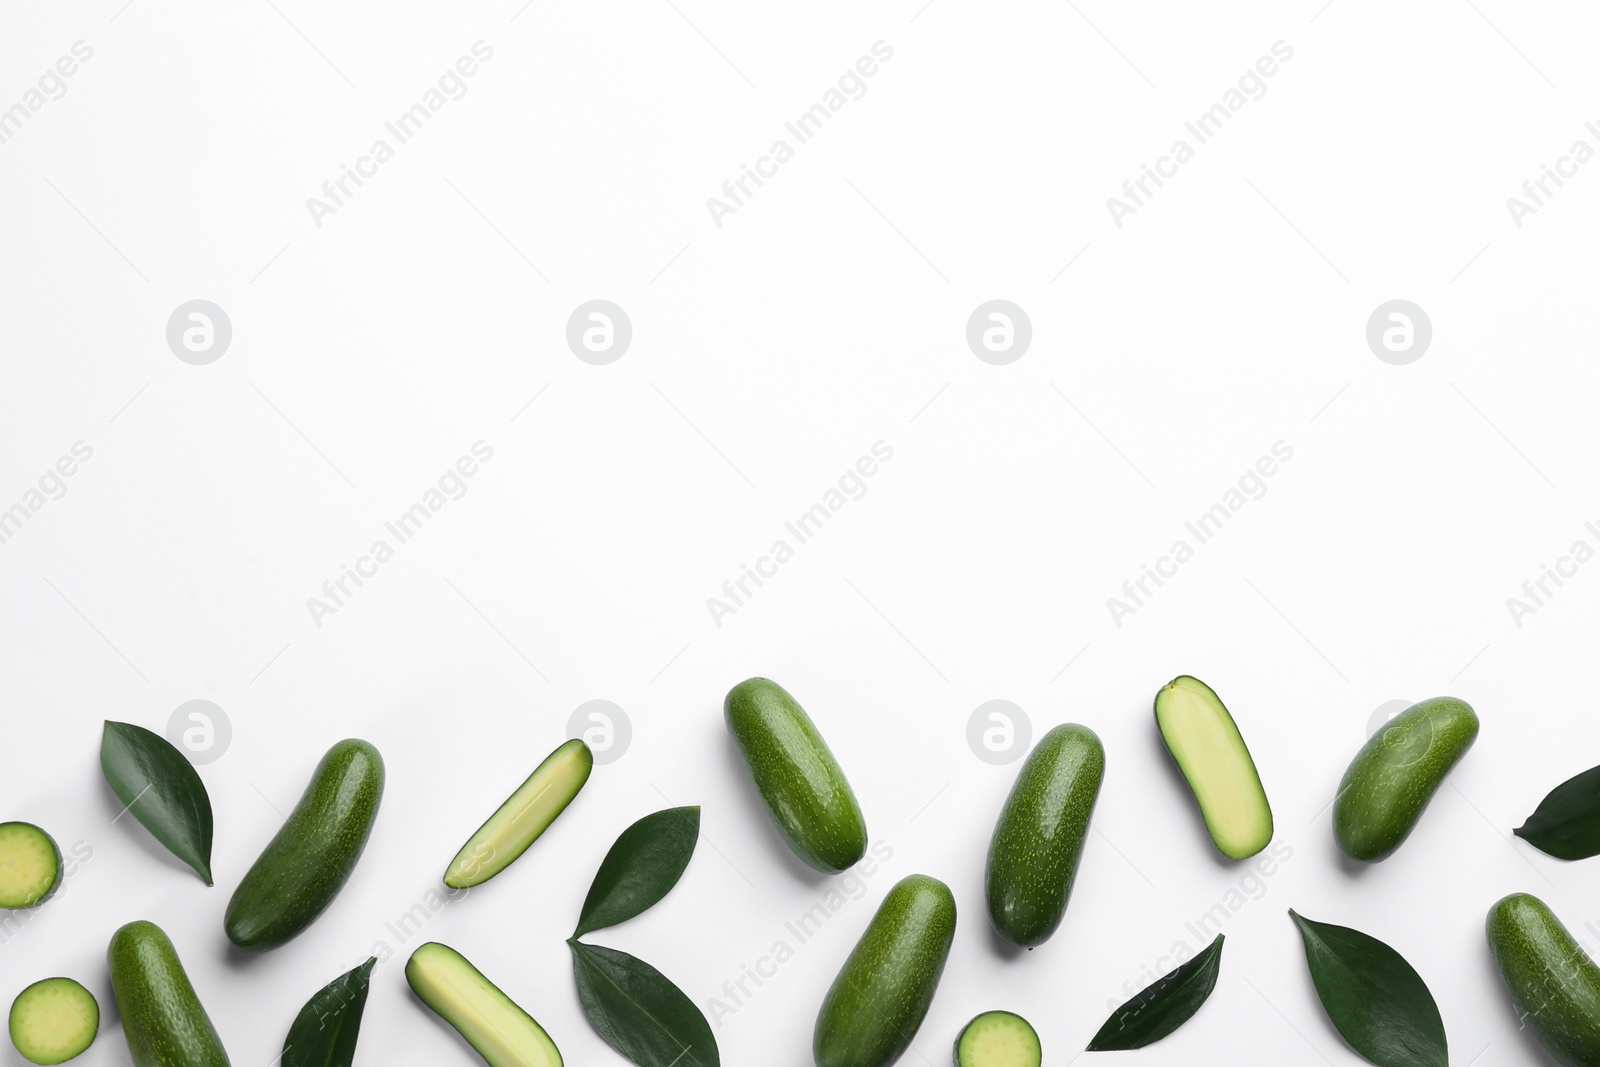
[444,739,592,889]
[1154,676,1273,859]
[9,978,98,1065]
[0,823,63,909]
[406,942,562,1067]
[955,1011,1041,1067]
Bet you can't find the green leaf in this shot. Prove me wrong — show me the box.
[569,940,718,1067]
[1514,763,1600,859]
[573,806,699,937]
[1289,910,1448,1067]
[284,957,376,1067]
[1087,934,1224,1050]
[100,720,215,885]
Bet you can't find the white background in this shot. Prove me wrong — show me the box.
[3,1,1599,1065]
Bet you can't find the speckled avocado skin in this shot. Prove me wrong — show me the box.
[1333,697,1476,862]
[814,874,956,1067]
[1487,893,1600,1067]
[107,920,230,1067]
[985,724,1104,948]
[725,678,868,873]
[224,738,384,950]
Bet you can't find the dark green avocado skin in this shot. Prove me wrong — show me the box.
[1333,697,1476,862]
[108,920,231,1067]
[725,678,868,873]
[1487,893,1600,1067]
[985,724,1105,948]
[224,738,384,950]
[814,875,956,1067]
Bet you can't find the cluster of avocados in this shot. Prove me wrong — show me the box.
[3,676,1597,1067]
[0,737,386,1065]
[730,676,1600,1067]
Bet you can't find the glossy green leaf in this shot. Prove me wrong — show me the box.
[573,806,699,937]
[569,940,718,1067]
[100,720,214,885]
[1514,763,1600,860]
[284,957,376,1067]
[1289,910,1448,1067]
[1087,934,1224,1050]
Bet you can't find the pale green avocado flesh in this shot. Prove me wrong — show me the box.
[407,942,562,1067]
[9,978,98,1065]
[954,1010,1041,1067]
[444,739,593,888]
[1154,676,1274,860]
[0,823,62,909]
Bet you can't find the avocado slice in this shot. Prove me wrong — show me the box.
[9,978,98,1065]
[955,1010,1041,1067]
[443,739,593,889]
[406,942,562,1067]
[0,822,62,909]
[1154,676,1273,859]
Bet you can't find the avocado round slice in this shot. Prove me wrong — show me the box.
[9,977,98,1065]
